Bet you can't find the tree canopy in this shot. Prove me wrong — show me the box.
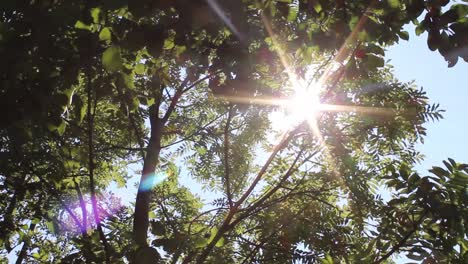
[1,0,467,263]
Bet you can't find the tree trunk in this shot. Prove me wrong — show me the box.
[133,116,162,248]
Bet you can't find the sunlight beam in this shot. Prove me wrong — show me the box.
[214,2,387,142]
[206,0,245,41]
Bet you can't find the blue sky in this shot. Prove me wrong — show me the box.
[386,25,468,173]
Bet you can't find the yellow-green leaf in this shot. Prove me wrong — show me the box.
[57,121,66,136]
[321,254,334,264]
[215,237,225,247]
[102,46,123,72]
[134,63,145,74]
[99,27,112,41]
[121,72,135,89]
[75,20,91,31]
[388,0,400,8]
[163,37,175,50]
[147,98,155,106]
[91,8,101,24]
[313,2,322,13]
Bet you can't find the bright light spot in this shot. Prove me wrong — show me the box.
[287,81,322,125]
[270,79,323,133]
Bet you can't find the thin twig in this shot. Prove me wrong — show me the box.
[161,112,225,148]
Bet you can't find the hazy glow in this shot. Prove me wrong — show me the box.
[209,8,391,140]
[288,81,322,125]
[270,79,325,142]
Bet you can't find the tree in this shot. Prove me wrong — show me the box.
[1,0,467,263]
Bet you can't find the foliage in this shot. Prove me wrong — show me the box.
[0,0,467,263]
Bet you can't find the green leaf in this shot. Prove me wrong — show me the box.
[368,44,385,56]
[443,160,453,172]
[132,97,140,110]
[195,236,208,248]
[91,8,101,24]
[79,102,87,123]
[175,45,187,56]
[46,221,56,234]
[388,0,400,8]
[448,158,456,167]
[99,27,112,41]
[121,72,136,89]
[163,37,175,50]
[147,98,155,106]
[415,25,425,36]
[363,238,377,255]
[321,254,334,264]
[287,5,298,21]
[429,166,449,178]
[56,121,66,136]
[74,20,91,31]
[134,63,146,74]
[135,247,160,263]
[366,54,385,68]
[313,2,322,13]
[407,252,425,261]
[349,15,360,30]
[148,211,156,219]
[408,173,420,185]
[451,4,468,18]
[215,237,225,247]
[207,227,219,245]
[398,30,409,41]
[102,46,123,72]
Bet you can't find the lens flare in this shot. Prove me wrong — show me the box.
[270,79,324,141]
[288,82,321,124]
[139,171,168,192]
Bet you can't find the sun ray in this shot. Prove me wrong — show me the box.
[318,104,395,116]
[258,12,326,144]
[205,0,245,41]
[209,0,391,191]
[212,1,391,169]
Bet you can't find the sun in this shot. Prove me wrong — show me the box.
[270,79,323,134]
[288,81,322,124]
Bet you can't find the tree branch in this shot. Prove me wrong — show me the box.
[73,178,87,234]
[374,209,428,263]
[181,70,223,94]
[224,106,234,207]
[86,73,111,264]
[189,128,300,263]
[161,112,225,148]
[235,128,297,207]
[134,83,164,248]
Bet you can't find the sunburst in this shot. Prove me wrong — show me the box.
[207,1,393,141]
